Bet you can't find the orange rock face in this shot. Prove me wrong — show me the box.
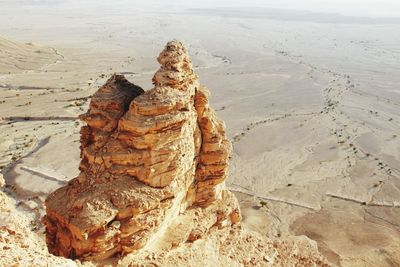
[43,41,239,260]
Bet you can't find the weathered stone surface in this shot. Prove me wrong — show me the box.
[194,86,232,207]
[43,41,239,260]
[0,174,7,208]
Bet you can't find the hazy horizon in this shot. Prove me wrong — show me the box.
[2,0,400,18]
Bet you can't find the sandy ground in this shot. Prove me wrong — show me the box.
[0,2,399,266]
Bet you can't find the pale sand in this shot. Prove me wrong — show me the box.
[0,2,400,266]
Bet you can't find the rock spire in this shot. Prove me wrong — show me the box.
[43,41,239,260]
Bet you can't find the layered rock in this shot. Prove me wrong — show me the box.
[43,41,239,261]
[194,86,231,207]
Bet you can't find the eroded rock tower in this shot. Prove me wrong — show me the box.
[43,41,240,260]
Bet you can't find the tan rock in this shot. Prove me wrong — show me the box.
[0,174,8,208]
[43,41,330,266]
[43,41,239,261]
[0,173,4,188]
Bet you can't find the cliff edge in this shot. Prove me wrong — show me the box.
[34,41,329,266]
[43,41,240,261]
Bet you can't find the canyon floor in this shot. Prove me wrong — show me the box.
[0,2,400,266]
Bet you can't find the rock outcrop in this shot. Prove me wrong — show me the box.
[43,41,240,261]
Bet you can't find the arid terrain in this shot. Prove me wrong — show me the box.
[0,1,400,266]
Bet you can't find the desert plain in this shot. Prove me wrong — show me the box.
[0,1,400,266]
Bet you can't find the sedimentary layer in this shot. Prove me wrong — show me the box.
[43,41,239,260]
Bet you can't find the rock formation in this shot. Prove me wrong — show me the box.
[43,41,240,261]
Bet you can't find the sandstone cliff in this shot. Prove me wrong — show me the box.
[43,41,240,261]
[39,41,330,266]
